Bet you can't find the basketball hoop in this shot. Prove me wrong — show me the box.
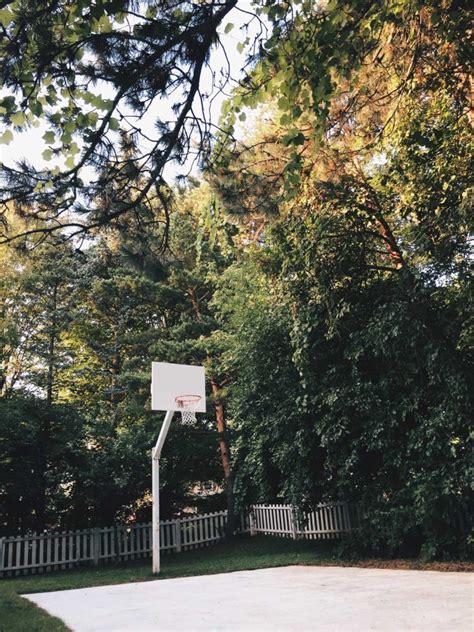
[175,395,201,425]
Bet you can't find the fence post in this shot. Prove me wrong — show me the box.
[91,528,100,566]
[174,519,182,553]
[291,507,298,540]
[113,526,119,561]
[0,537,5,576]
[249,510,256,536]
[342,502,351,533]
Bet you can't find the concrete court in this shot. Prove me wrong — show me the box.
[24,565,473,632]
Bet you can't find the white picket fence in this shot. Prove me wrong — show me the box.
[250,502,356,539]
[0,511,245,577]
[0,502,354,577]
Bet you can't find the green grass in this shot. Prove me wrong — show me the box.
[0,535,337,632]
[3,535,468,632]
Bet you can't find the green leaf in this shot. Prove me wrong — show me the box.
[42,149,53,161]
[224,22,234,34]
[82,91,95,105]
[109,117,120,131]
[278,96,290,110]
[292,133,306,146]
[10,111,26,126]
[30,101,43,117]
[43,131,55,144]
[283,131,306,147]
[65,156,76,169]
[292,106,302,118]
[98,15,112,33]
[0,8,12,28]
[0,129,13,145]
[91,95,114,111]
[61,132,72,145]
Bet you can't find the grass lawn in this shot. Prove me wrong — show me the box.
[1,535,471,632]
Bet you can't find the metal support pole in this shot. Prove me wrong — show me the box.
[152,454,160,574]
[152,410,173,575]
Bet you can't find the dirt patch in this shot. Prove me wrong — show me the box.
[310,558,474,573]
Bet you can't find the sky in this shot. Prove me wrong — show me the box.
[0,3,260,183]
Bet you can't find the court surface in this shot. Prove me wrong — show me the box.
[24,565,472,631]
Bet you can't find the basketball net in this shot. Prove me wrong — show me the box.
[175,395,201,425]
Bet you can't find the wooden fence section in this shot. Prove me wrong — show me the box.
[0,510,242,577]
[0,503,352,577]
[250,502,355,539]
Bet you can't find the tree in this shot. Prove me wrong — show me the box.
[0,209,228,529]
[147,181,241,532]
[62,230,225,524]
[0,396,86,534]
[216,82,473,558]
[0,0,239,241]
[211,255,326,510]
[3,1,470,242]
[204,1,473,558]
[0,225,78,401]
[215,1,472,197]
[1,0,471,559]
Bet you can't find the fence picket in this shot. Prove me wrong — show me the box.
[328,504,334,536]
[218,513,224,540]
[200,515,206,544]
[336,504,343,533]
[327,505,334,537]
[31,538,36,573]
[321,506,328,537]
[0,538,4,577]
[204,515,210,545]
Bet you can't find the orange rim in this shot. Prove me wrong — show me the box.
[175,395,201,410]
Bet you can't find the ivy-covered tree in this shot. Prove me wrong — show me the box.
[217,84,473,559]
[211,255,326,510]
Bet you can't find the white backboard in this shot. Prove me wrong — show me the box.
[151,362,206,412]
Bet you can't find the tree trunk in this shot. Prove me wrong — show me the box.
[110,337,122,428]
[362,182,407,270]
[46,282,58,407]
[211,377,236,536]
[375,214,406,270]
[0,365,7,394]
[36,281,60,530]
[187,285,236,535]
[352,165,408,271]
[35,413,49,532]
